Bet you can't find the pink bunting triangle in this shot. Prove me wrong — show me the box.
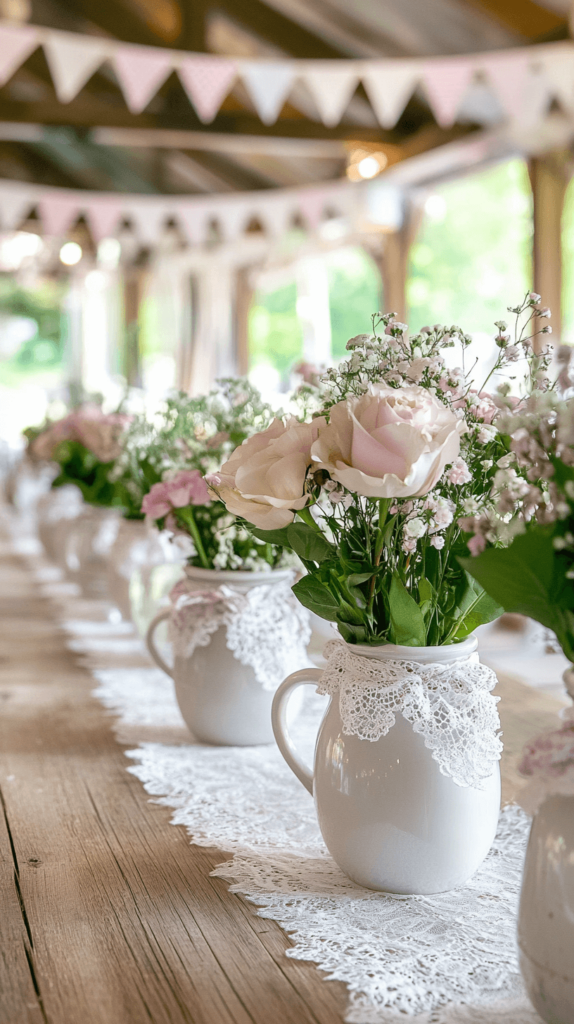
[422,59,475,128]
[482,51,531,120]
[178,55,236,123]
[0,24,39,87]
[298,189,327,231]
[85,198,124,242]
[113,45,174,114]
[39,194,81,236]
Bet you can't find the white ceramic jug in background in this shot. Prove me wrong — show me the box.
[147,566,304,746]
[518,794,574,1024]
[106,517,176,624]
[64,505,120,597]
[272,636,501,895]
[37,485,83,567]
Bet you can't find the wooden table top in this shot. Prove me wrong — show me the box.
[0,532,567,1024]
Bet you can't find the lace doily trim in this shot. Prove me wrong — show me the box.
[318,640,502,789]
[168,576,311,691]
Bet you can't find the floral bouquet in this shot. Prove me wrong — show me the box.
[28,405,130,507]
[461,360,574,662]
[210,294,552,646]
[135,379,294,572]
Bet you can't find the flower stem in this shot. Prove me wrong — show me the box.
[178,506,210,569]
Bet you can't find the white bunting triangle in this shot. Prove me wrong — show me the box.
[540,47,574,112]
[241,62,296,125]
[363,63,420,128]
[0,183,35,230]
[303,64,359,127]
[43,32,111,103]
[126,200,170,245]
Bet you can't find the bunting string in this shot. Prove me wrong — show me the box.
[0,20,570,129]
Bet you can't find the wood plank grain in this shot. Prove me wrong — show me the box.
[0,783,45,1024]
[0,548,347,1024]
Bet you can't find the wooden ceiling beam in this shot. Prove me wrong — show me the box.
[209,0,346,58]
[92,126,347,158]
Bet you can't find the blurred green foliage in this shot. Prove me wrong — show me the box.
[248,247,382,382]
[0,276,66,386]
[407,159,533,332]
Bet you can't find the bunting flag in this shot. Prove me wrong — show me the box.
[177,204,212,245]
[303,64,360,127]
[85,198,125,242]
[113,45,174,114]
[482,50,531,120]
[0,178,365,248]
[177,55,236,123]
[363,64,420,128]
[0,185,35,230]
[43,32,109,103]
[38,193,82,236]
[126,200,170,244]
[422,59,476,128]
[0,19,571,131]
[297,187,329,230]
[241,63,296,125]
[542,47,574,112]
[0,23,38,87]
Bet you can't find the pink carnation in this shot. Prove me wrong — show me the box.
[164,470,210,508]
[142,482,171,519]
[142,470,210,521]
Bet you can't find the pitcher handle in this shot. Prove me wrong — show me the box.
[146,608,173,679]
[271,668,323,796]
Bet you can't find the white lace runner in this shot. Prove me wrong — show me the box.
[7,511,541,1024]
[168,576,311,690]
[319,640,502,789]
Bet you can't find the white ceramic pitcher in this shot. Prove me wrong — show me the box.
[147,566,297,746]
[518,794,574,1024]
[272,637,501,895]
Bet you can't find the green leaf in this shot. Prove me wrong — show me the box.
[347,572,375,587]
[336,619,367,643]
[292,575,340,621]
[250,525,292,546]
[286,522,333,563]
[459,530,565,629]
[388,574,426,647]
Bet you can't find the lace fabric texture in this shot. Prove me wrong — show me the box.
[319,640,502,789]
[168,577,311,690]
[12,512,541,1024]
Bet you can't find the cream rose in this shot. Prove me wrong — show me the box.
[211,416,325,530]
[311,384,464,499]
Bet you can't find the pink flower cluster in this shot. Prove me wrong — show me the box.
[30,405,130,463]
[519,721,574,780]
[142,470,211,520]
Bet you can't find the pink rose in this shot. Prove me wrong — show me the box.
[164,469,210,507]
[311,385,464,499]
[213,417,324,530]
[72,407,131,462]
[142,482,171,519]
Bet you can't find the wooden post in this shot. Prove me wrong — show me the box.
[235,266,254,377]
[375,199,424,321]
[122,265,148,387]
[529,151,571,342]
